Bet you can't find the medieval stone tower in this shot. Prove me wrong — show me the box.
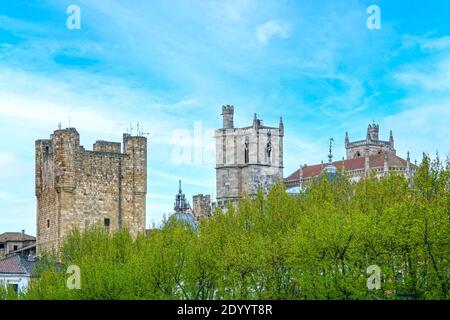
[215,105,284,210]
[35,127,147,254]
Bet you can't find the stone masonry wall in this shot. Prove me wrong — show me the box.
[215,107,284,209]
[36,128,147,255]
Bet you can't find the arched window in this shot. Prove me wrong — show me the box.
[244,140,249,164]
[266,133,272,163]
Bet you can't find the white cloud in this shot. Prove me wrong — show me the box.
[255,20,290,45]
[383,100,450,161]
[394,57,450,91]
[402,34,450,51]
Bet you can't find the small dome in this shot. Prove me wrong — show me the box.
[170,212,197,229]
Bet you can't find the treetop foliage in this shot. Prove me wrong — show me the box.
[20,155,450,300]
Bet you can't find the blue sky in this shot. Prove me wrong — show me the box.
[1,0,449,235]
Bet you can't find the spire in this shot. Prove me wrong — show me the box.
[345,131,349,145]
[253,113,259,129]
[174,180,190,214]
[324,138,337,177]
[328,138,334,164]
[406,151,411,178]
[389,130,394,147]
[279,117,284,135]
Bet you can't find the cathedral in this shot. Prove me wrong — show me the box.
[284,123,417,190]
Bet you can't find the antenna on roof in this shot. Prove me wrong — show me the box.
[139,124,150,137]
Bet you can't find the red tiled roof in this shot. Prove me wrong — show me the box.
[286,153,417,182]
[0,254,37,275]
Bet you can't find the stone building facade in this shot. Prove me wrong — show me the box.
[285,123,417,190]
[192,194,212,222]
[345,122,396,159]
[215,105,284,209]
[35,128,147,254]
[0,231,35,258]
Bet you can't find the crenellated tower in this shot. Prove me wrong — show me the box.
[345,122,396,160]
[36,127,147,255]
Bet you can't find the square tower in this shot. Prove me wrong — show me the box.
[215,106,284,210]
[35,128,147,255]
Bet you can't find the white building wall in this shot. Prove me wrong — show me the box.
[0,274,31,293]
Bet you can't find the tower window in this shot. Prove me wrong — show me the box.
[104,218,110,227]
[266,142,272,159]
[266,133,272,163]
[244,138,249,164]
[47,220,50,228]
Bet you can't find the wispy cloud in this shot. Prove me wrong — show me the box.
[402,34,450,51]
[394,57,450,91]
[255,20,290,45]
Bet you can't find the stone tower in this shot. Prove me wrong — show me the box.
[35,128,147,255]
[192,194,211,222]
[215,105,284,210]
[345,123,396,160]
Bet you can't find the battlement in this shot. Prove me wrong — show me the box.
[35,127,147,255]
[93,141,121,154]
[345,123,395,160]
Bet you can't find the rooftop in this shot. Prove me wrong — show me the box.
[0,232,35,243]
[0,254,38,275]
[286,153,417,182]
